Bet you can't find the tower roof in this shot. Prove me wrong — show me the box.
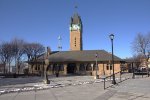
[71,13,81,24]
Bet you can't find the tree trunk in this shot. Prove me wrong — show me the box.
[18,65,20,74]
[16,61,19,74]
[15,57,17,74]
[9,62,10,73]
[3,63,6,74]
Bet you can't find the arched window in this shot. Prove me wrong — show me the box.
[59,64,64,71]
[80,63,86,71]
[48,64,52,71]
[93,63,99,71]
[86,63,92,71]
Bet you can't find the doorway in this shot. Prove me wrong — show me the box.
[67,63,76,74]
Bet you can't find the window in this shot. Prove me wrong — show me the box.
[35,66,38,70]
[93,63,99,71]
[35,65,40,70]
[53,64,58,71]
[74,37,76,47]
[106,64,109,70]
[48,64,52,70]
[110,65,112,70]
[86,63,92,71]
[80,64,85,71]
[59,64,64,71]
[52,64,64,71]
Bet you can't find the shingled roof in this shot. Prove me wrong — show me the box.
[38,50,122,63]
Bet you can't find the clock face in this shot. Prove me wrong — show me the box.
[72,24,80,30]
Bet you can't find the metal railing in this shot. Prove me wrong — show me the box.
[132,68,150,79]
[101,71,130,90]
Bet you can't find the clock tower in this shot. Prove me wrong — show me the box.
[70,13,83,51]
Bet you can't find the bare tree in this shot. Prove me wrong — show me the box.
[6,43,14,73]
[11,38,25,74]
[132,54,144,68]
[132,33,150,56]
[24,43,45,74]
[0,42,7,73]
[0,38,45,75]
[0,42,14,73]
[24,43,33,62]
[132,33,150,70]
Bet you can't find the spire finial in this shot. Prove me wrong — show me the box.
[74,3,78,13]
[75,5,77,9]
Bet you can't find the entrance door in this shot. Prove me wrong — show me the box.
[67,63,76,74]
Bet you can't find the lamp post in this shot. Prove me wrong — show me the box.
[95,53,99,79]
[91,63,94,75]
[109,34,116,85]
[108,60,111,80]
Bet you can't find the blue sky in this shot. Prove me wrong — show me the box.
[0,0,150,59]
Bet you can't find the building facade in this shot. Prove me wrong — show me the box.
[29,50,122,77]
[28,13,122,77]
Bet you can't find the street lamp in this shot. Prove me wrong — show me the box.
[91,63,93,72]
[95,53,99,79]
[109,34,116,85]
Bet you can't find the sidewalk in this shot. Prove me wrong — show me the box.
[0,74,150,100]
[109,76,150,100]
[0,75,108,100]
